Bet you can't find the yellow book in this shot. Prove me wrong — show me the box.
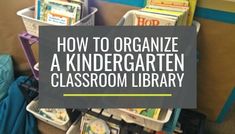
[133,10,177,26]
[145,0,198,25]
[142,7,188,25]
[153,108,161,119]
[187,0,198,25]
[145,0,192,25]
[147,0,189,8]
[142,7,184,16]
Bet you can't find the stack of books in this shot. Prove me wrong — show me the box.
[35,0,88,25]
[131,0,197,26]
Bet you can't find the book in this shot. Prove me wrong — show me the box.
[145,0,197,25]
[146,0,189,8]
[34,0,38,19]
[187,0,198,25]
[36,0,82,25]
[36,0,46,20]
[128,108,161,119]
[70,0,88,18]
[141,6,188,25]
[69,0,86,21]
[80,114,120,134]
[132,10,177,26]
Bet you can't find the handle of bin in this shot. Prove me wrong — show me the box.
[120,115,135,124]
[116,18,125,26]
[116,10,137,26]
[193,20,200,34]
[74,7,98,25]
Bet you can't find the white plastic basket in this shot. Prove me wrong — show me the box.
[106,109,172,131]
[17,6,98,37]
[114,12,199,131]
[66,119,81,134]
[116,10,140,26]
[117,10,201,34]
[26,99,71,131]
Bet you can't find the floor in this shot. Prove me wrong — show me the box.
[205,105,235,134]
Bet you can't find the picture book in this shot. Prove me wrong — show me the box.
[145,0,197,25]
[133,10,177,26]
[128,108,161,119]
[35,0,82,25]
[141,7,188,25]
[80,114,120,134]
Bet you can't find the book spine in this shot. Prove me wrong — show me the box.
[37,0,41,20]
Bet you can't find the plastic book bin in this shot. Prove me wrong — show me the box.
[26,99,71,131]
[17,6,97,80]
[114,11,200,132]
[116,10,201,34]
[17,6,98,37]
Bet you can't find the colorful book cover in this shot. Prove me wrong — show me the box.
[36,0,81,25]
[80,114,120,134]
[128,108,161,119]
[133,10,177,26]
[35,0,44,20]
